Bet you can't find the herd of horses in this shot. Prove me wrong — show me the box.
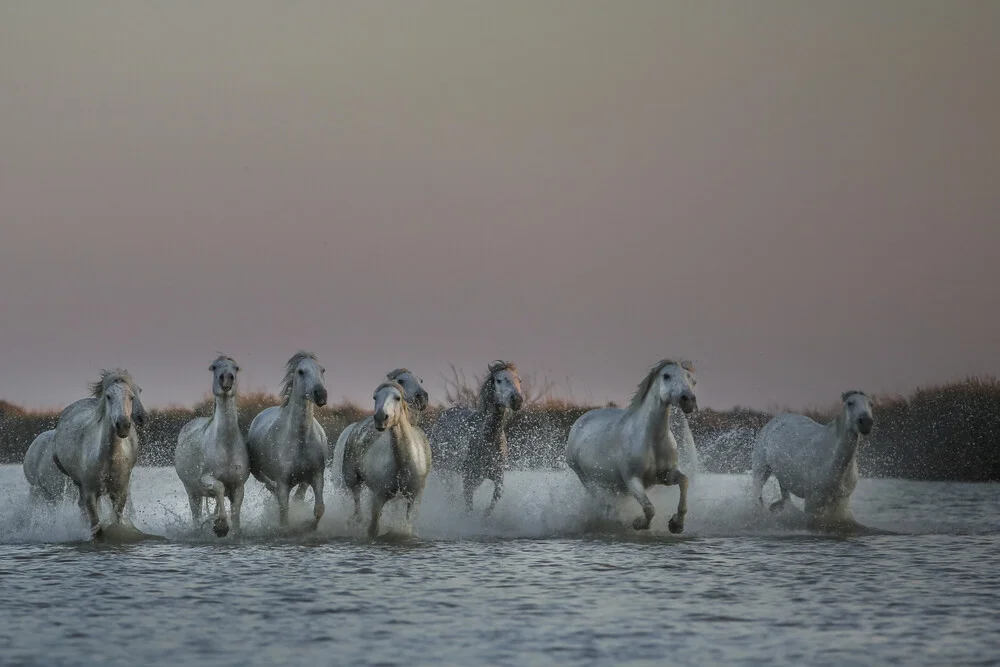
[20,351,876,540]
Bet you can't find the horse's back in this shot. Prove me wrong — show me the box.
[753,413,829,490]
[566,407,626,484]
[24,430,62,497]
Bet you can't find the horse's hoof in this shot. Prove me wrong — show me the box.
[213,518,230,538]
[632,517,651,531]
[667,516,684,534]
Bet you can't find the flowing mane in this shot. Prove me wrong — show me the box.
[841,390,868,401]
[376,380,411,422]
[87,369,136,417]
[386,368,412,381]
[478,360,517,412]
[628,359,695,412]
[278,351,319,406]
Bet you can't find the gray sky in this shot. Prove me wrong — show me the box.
[1,2,998,412]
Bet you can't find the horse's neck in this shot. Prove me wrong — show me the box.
[212,395,241,442]
[826,412,860,480]
[389,417,425,474]
[629,394,672,453]
[280,396,314,441]
[477,405,510,455]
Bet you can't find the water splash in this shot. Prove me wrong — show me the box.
[2,464,997,545]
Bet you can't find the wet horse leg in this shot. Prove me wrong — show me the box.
[292,483,310,503]
[484,474,504,517]
[228,484,245,536]
[770,480,791,513]
[624,477,655,530]
[462,473,483,514]
[200,474,230,537]
[368,493,387,539]
[83,491,102,538]
[275,480,291,526]
[187,491,204,528]
[660,468,688,534]
[309,470,325,530]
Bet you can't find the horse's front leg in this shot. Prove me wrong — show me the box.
[228,484,245,536]
[275,481,291,526]
[200,474,230,537]
[109,489,130,527]
[660,468,688,534]
[484,475,504,517]
[462,473,482,515]
[83,491,102,539]
[368,493,387,539]
[624,476,655,530]
[309,471,325,530]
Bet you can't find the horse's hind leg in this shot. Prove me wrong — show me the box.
[624,477,655,530]
[750,463,770,509]
[661,468,688,534]
[769,481,791,514]
[199,474,229,537]
[293,483,310,503]
[187,492,204,527]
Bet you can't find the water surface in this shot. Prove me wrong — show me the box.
[1,465,998,666]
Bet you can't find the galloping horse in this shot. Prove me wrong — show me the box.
[342,380,432,538]
[429,361,523,515]
[566,359,697,533]
[52,369,143,538]
[247,351,328,529]
[751,390,874,523]
[175,355,249,537]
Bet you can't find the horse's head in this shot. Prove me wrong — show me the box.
[653,360,698,414]
[132,384,148,428]
[373,381,408,431]
[481,360,524,412]
[387,368,429,411]
[210,355,240,398]
[841,390,874,435]
[281,351,327,407]
[92,371,137,439]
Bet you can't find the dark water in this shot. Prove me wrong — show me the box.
[1,465,998,666]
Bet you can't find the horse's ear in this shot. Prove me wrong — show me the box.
[680,360,695,372]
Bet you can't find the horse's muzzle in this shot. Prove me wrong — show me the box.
[115,418,132,438]
[313,388,328,407]
[219,373,235,392]
[510,395,524,411]
[374,415,388,431]
[415,391,429,411]
[858,416,874,435]
[679,393,697,414]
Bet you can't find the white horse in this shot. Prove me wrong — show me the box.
[25,390,148,509]
[342,380,432,538]
[315,367,427,498]
[51,369,142,538]
[751,390,874,522]
[566,359,697,533]
[247,351,329,529]
[428,361,524,515]
[175,355,249,537]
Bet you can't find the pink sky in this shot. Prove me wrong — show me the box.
[1,2,998,412]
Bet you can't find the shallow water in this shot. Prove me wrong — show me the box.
[1,464,998,666]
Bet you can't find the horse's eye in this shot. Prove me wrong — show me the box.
[298,369,304,376]
[663,373,672,380]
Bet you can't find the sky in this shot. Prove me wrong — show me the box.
[1,1,998,413]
